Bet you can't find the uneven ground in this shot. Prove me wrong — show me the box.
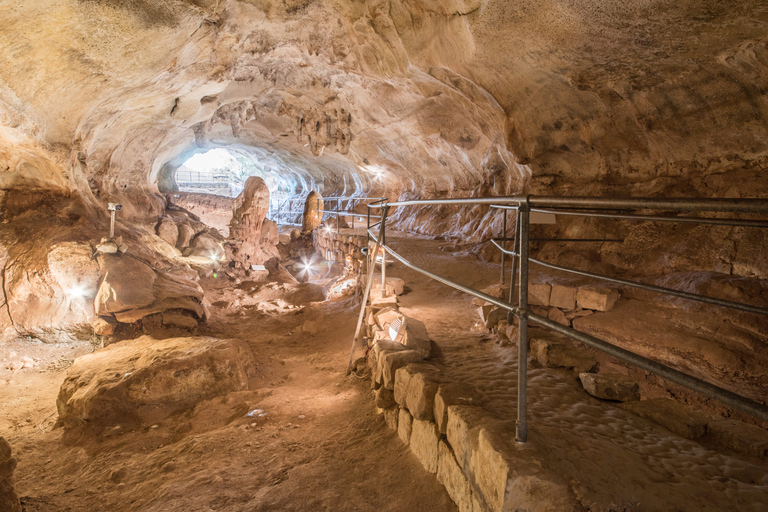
[1,232,767,511]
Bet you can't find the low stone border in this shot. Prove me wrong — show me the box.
[363,298,582,512]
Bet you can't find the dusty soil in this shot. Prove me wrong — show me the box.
[0,270,454,511]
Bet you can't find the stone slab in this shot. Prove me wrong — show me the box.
[576,286,620,312]
[446,405,487,471]
[383,406,399,431]
[406,373,441,421]
[398,407,413,445]
[381,350,424,390]
[578,373,640,402]
[529,283,551,307]
[530,338,598,373]
[622,398,715,440]
[706,419,768,459]
[434,383,483,435]
[410,419,440,474]
[549,284,577,311]
[437,440,474,512]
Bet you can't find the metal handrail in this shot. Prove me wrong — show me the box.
[352,194,768,443]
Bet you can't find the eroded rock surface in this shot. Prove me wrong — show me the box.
[57,336,255,428]
[0,438,21,512]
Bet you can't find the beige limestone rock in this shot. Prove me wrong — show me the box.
[302,191,323,232]
[375,387,396,409]
[226,176,274,269]
[91,316,117,336]
[370,275,405,296]
[576,287,620,311]
[161,311,198,330]
[437,440,474,512]
[383,406,399,431]
[57,336,254,428]
[470,427,577,512]
[95,254,156,315]
[477,305,508,330]
[529,283,551,307]
[156,218,179,247]
[406,372,441,421]
[402,315,432,358]
[410,419,440,474]
[705,419,768,459]
[380,349,424,390]
[0,437,21,512]
[394,363,441,408]
[622,398,716,440]
[547,307,570,327]
[434,383,483,435]
[549,284,577,310]
[530,338,599,373]
[176,223,196,249]
[578,373,640,402]
[398,407,413,445]
[446,405,488,471]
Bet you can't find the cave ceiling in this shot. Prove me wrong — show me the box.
[1,0,768,209]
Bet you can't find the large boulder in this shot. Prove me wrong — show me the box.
[155,217,179,247]
[0,438,21,512]
[57,336,255,428]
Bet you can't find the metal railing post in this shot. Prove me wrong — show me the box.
[516,202,530,444]
[336,199,340,233]
[500,209,507,285]
[380,206,388,298]
[507,209,520,322]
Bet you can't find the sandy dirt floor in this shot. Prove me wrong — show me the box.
[0,266,455,511]
[1,231,767,511]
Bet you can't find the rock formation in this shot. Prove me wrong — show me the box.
[0,437,21,512]
[302,191,323,232]
[226,176,279,271]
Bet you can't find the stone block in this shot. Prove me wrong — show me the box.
[371,295,398,311]
[706,419,768,459]
[470,427,576,512]
[406,373,441,421]
[549,284,577,311]
[371,275,405,295]
[478,305,508,330]
[530,339,598,373]
[383,406,399,431]
[371,341,408,385]
[547,307,570,327]
[374,306,400,330]
[437,440,474,512]
[446,405,487,470]
[403,316,432,358]
[528,283,551,307]
[434,383,483,434]
[410,419,440,474]
[576,287,620,312]
[578,373,640,402]
[381,350,424,390]
[375,387,396,409]
[394,363,441,408]
[398,408,413,445]
[471,284,510,307]
[622,398,715,440]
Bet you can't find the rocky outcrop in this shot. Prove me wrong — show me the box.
[57,336,255,428]
[302,191,323,232]
[0,438,21,512]
[226,176,279,271]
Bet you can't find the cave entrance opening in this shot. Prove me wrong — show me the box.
[174,147,310,225]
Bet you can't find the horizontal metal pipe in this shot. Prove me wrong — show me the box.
[527,312,768,423]
[530,257,768,316]
[531,208,768,229]
[368,230,522,315]
[322,196,386,201]
[370,195,768,213]
[529,238,624,243]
